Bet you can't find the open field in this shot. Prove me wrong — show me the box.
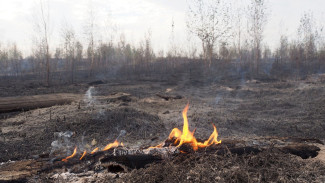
[0,68,325,182]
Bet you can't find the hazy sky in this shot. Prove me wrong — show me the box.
[0,0,324,56]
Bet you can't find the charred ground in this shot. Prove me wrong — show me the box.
[0,61,325,182]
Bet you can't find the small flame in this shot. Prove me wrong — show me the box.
[198,124,222,147]
[167,103,221,151]
[62,147,77,162]
[103,140,119,151]
[60,139,123,163]
[149,143,164,149]
[90,147,99,154]
[80,150,87,160]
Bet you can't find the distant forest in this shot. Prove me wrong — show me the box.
[0,0,324,86]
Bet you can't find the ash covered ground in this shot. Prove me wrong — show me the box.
[1,67,325,182]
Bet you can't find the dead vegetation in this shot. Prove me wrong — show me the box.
[120,149,325,183]
[1,72,325,182]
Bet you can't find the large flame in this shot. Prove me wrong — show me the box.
[167,103,221,151]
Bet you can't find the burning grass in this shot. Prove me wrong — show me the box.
[58,103,221,163]
[61,140,123,163]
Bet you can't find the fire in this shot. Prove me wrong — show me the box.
[80,150,87,160]
[60,104,219,162]
[103,140,120,151]
[166,103,221,151]
[148,143,164,149]
[198,124,221,147]
[62,147,77,162]
[61,139,123,162]
[90,147,99,154]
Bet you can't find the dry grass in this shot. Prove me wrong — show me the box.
[119,148,325,183]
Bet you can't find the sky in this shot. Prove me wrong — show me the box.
[0,0,324,56]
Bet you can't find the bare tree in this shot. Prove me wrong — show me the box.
[298,12,318,63]
[219,42,230,60]
[144,30,155,64]
[85,3,96,77]
[277,35,289,62]
[38,0,51,85]
[187,0,231,65]
[32,0,51,85]
[232,1,245,62]
[30,38,43,76]
[75,41,83,67]
[167,18,178,58]
[247,0,268,74]
[8,43,23,77]
[0,44,9,76]
[61,25,76,83]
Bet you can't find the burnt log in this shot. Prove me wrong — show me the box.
[0,93,81,113]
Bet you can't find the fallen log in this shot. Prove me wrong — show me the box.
[0,93,82,113]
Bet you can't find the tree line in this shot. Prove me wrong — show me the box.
[0,0,324,86]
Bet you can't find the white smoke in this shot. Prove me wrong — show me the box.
[84,86,95,106]
[50,131,74,156]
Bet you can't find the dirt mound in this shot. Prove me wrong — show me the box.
[0,106,165,162]
[53,107,165,143]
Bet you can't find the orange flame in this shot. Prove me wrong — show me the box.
[90,147,99,154]
[80,150,87,160]
[103,140,120,151]
[198,124,221,147]
[167,103,221,151]
[62,147,77,162]
[148,143,164,149]
[60,140,123,163]
[168,128,182,143]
